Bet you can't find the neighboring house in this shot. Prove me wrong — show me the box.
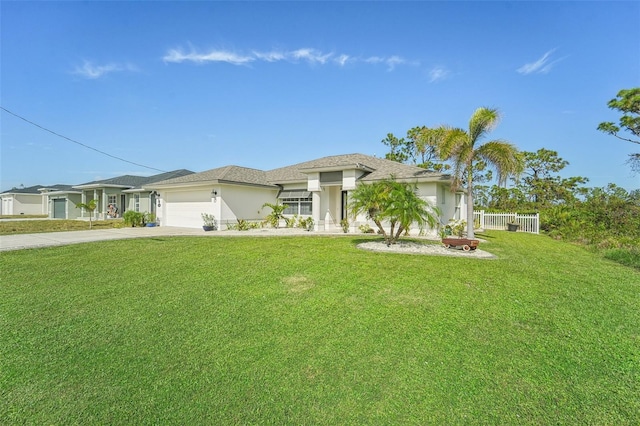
[146,153,465,234]
[72,169,194,220]
[39,185,82,219]
[0,185,48,216]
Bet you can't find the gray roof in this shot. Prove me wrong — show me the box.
[266,153,447,183]
[1,185,43,195]
[147,165,276,188]
[39,184,76,192]
[74,169,194,189]
[147,154,450,188]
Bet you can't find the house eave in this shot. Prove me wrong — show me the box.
[73,184,133,190]
[298,163,375,174]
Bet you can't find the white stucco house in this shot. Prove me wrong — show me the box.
[146,153,465,235]
[1,185,49,216]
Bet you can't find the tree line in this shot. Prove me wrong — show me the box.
[376,88,639,265]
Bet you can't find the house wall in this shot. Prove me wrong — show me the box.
[125,192,154,214]
[0,194,45,215]
[158,185,278,229]
[48,194,82,219]
[219,185,278,229]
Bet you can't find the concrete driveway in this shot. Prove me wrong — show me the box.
[0,226,331,252]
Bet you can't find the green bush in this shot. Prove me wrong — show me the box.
[227,219,259,231]
[123,211,145,227]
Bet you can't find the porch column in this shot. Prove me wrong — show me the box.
[93,190,99,220]
[312,191,321,231]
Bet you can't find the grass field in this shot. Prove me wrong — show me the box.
[1,232,638,424]
[0,219,123,235]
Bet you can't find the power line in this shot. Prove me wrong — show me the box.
[1,106,167,173]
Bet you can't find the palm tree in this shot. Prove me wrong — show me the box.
[349,179,439,245]
[75,199,98,229]
[348,180,389,238]
[386,181,440,242]
[437,107,522,239]
[261,202,287,229]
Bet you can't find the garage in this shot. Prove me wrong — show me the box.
[163,189,212,228]
[53,199,66,218]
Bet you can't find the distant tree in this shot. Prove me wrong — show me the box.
[436,107,522,239]
[406,126,450,171]
[597,87,640,174]
[381,133,411,164]
[517,149,588,207]
[381,127,450,171]
[349,179,439,245]
[75,199,98,229]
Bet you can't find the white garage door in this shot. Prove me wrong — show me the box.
[164,189,211,228]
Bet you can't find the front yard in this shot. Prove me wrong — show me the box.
[1,232,638,424]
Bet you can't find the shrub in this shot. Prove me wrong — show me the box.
[285,215,299,228]
[227,219,259,231]
[123,210,145,227]
[359,224,374,234]
[298,217,314,231]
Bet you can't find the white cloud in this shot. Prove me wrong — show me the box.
[290,48,333,64]
[364,56,384,64]
[428,66,450,82]
[385,56,405,71]
[334,54,351,66]
[163,48,254,65]
[73,61,138,79]
[163,45,413,71]
[517,49,564,75]
[252,50,286,62]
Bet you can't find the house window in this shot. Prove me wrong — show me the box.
[279,190,312,216]
[440,185,446,204]
[134,194,140,212]
[107,195,117,208]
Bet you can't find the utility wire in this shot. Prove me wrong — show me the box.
[1,106,167,173]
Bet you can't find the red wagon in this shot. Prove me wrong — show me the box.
[441,238,480,251]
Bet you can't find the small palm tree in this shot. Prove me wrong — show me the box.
[75,199,98,229]
[349,179,439,245]
[348,180,389,237]
[385,181,440,242]
[437,107,522,239]
[261,202,288,229]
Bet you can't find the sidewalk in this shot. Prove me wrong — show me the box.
[0,226,339,252]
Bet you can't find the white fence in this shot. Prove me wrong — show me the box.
[473,210,540,234]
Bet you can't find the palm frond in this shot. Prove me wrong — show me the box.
[475,140,523,185]
[468,107,500,144]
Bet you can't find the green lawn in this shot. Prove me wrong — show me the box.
[0,219,123,235]
[1,232,638,424]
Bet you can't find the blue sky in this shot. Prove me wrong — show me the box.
[2,1,639,192]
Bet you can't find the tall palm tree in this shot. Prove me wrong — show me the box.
[437,107,522,239]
